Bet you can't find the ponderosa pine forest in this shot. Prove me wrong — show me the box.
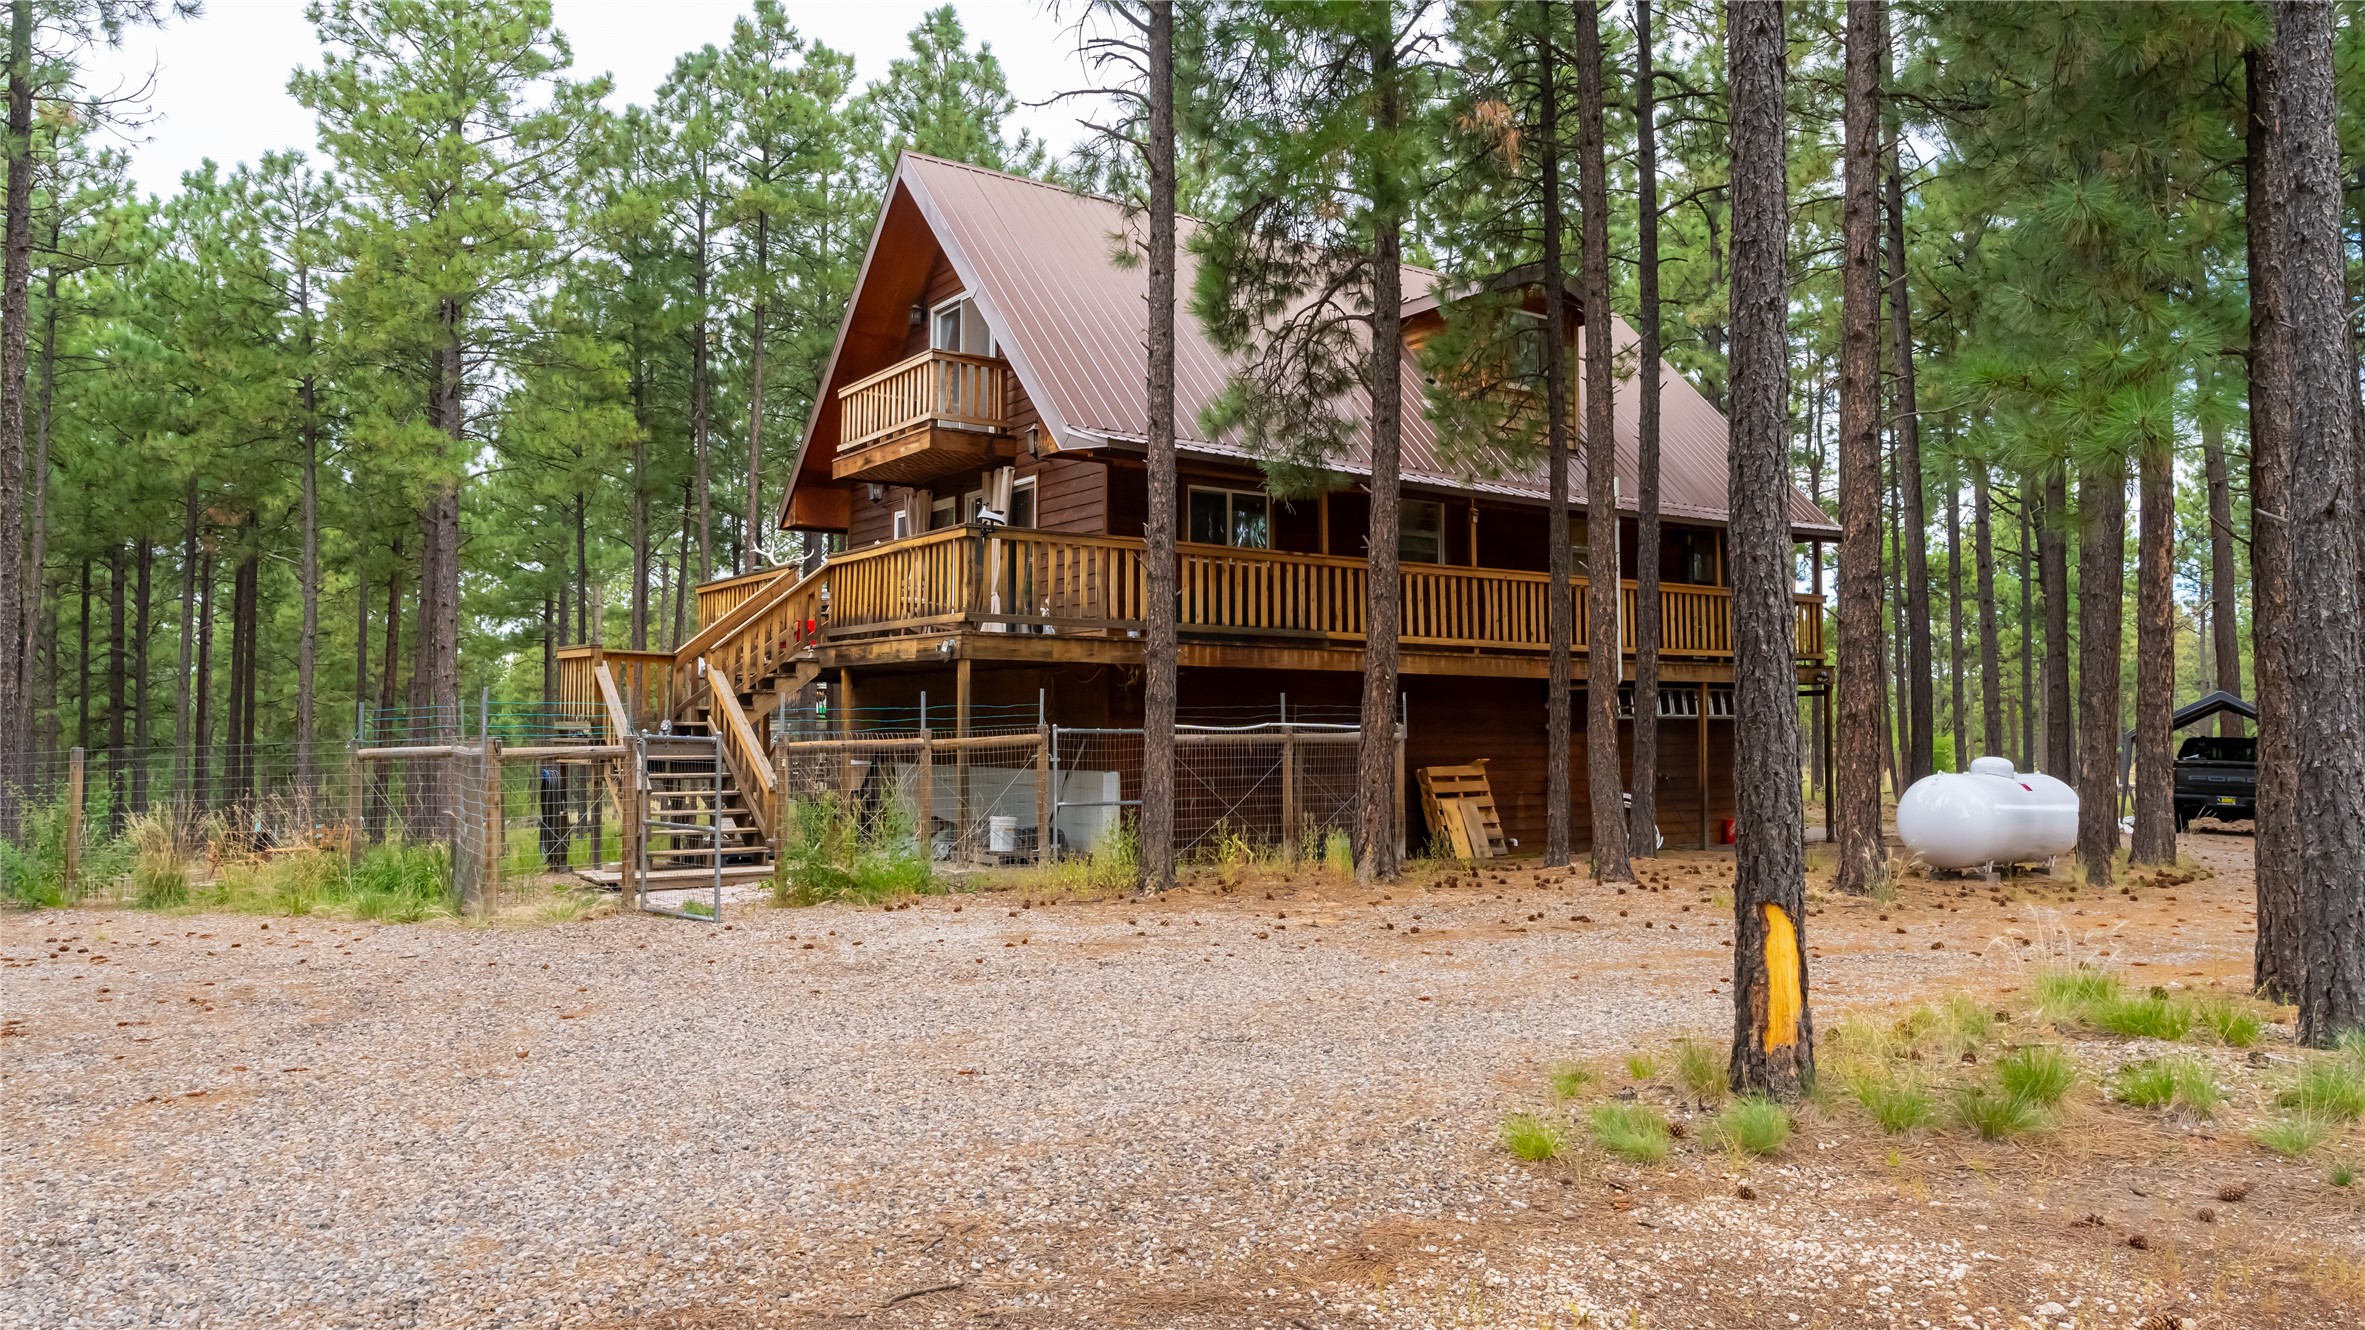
[0,1,2361,1050]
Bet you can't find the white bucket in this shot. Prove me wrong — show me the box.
[988,816,1018,853]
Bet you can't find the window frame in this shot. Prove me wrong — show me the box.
[1185,485,1273,550]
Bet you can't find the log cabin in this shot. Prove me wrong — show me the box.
[560,153,1836,883]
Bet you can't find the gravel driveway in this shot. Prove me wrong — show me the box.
[5,837,2357,1328]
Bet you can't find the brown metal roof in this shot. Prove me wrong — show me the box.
[782,154,1837,537]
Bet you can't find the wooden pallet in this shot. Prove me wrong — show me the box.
[1418,762,1507,860]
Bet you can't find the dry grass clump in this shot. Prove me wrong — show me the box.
[1671,1037,1727,1104]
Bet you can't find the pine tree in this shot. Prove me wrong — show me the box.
[1190,0,1437,883]
[863,5,1048,177]
[1833,0,1886,896]
[1575,0,1631,883]
[1726,0,1811,1097]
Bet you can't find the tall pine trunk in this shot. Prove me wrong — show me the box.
[2245,42,2300,1001]
[2200,417,2243,733]
[1355,20,1406,885]
[297,376,320,806]
[132,542,150,812]
[2018,488,2034,766]
[1576,0,1631,882]
[1833,0,1887,896]
[17,243,54,798]
[2271,1,2365,1046]
[106,545,126,834]
[1973,464,2004,757]
[2131,432,2176,864]
[1541,8,1573,869]
[0,0,34,817]
[2038,466,2074,778]
[1880,11,1933,783]
[1139,0,1180,892]
[738,213,767,580]
[174,481,198,805]
[1945,459,1964,767]
[1628,0,1663,857]
[193,541,215,811]
[1726,0,1812,1098]
[2074,461,2126,884]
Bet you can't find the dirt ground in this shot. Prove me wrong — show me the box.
[4,828,2360,1329]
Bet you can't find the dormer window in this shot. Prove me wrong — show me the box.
[931,294,996,357]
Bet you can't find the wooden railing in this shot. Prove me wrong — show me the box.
[837,349,1009,451]
[695,566,791,629]
[687,565,830,707]
[554,646,678,741]
[701,657,776,838]
[812,527,1815,659]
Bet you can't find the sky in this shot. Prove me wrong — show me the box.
[78,0,1100,200]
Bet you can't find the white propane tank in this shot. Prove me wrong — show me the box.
[1895,756,2079,870]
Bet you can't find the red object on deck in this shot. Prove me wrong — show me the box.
[1720,819,1737,845]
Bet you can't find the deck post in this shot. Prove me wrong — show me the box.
[1034,688,1050,865]
[1699,681,1712,849]
[835,667,855,797]
[63,746,84,894]
[955,654,972,861]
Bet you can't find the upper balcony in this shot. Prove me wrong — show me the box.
[831,348,1015,485]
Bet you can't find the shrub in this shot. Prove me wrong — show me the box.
[773,794,934,905]
[1849,1071,1937,1134]
[1589,1103,1672,1164]
[1710,1096,1792,1157]
[2110,1057,2222,1117]
[1952,1082,2048,1140]
[1994,1045,2077,1108]
[1500,1113,1565,1162]
[1547,1063,1594,1099]
[2276,1058,2365,1123]
[2253,1115,2333,1158]
[1672,1037,1727,1104]
[2094,994,2194,1042]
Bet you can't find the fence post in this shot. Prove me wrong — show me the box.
[346,742,364,867]
[1034,730,1051,866]
[1393,722,1407,863]
[484,735,503,909]
[63,746,85,894]
[1280,722,1299,858]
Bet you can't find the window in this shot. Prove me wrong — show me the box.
[1399,499,1445,564]
[1008,476,1036,529]
[929,494,957,530]
[1187,487,1270,549]
[891,508,911,540]
[1568,514,1590,576]
[929,294,995,356]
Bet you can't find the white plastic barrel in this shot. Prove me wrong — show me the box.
[988,816,1018,853]
[1895,756,2079,869]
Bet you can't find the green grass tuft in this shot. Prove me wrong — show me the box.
[2275,1058,2365,1123]
[2253,1114,2334,1158]
[1624,1052,1659,1082]
[1709,1096,1792,1156]
[1500,1113,1565,1162]
[773,795,936,905]
[2033,966,2122,1023]
[1848,1070,1938,1134]
[2194,997,2264,1048]
[1589,1102,1672,1163]
[2110,1056,2222,1117]
[1952,1082,2049,1141]
[1547,1063,1595,1100]
[2094,993,2195,1042]
[1994,1045,2077,1108]
[1671,1037,1727,1104]
[2329,1160,2358,1189]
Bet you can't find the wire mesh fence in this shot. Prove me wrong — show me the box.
[773,721,1381,866]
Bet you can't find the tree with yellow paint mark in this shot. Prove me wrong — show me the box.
[1722,0,1814,1098]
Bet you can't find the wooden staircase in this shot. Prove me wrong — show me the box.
[564,562,829,892]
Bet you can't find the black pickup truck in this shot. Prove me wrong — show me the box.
[2173,734,2256,832]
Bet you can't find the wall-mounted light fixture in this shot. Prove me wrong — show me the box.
[866,483,884,503]
[909,302,925,328]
